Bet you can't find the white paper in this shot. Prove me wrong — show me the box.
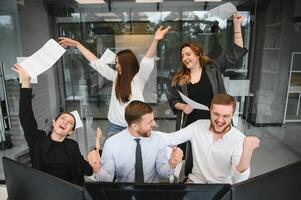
[178,91,209,111]
[19,39,66,78]
[100,49,116,65]
[16,57,38,83]
[70,110,83,129]
[209,2,237,20]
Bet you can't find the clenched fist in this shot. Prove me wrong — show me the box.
[169,147,184,169]
[243,136,260,152]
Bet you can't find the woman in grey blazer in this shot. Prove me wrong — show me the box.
[168,13,248,178]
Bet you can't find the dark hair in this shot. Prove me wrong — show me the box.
[210,93,236,113]
[54,112,76,131]
[125,100,153,126]
[172,42,211,86]
[115,49,139,103]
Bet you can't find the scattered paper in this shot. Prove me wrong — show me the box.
[19,39,66,78]
[209,2,237,20]
[178,91,209,111]
[100,49,116,65]
[16,57,38,83]
[70,110,83,129]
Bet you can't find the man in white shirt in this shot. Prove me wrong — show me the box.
[159,93,260,184]
[89,101,183,183]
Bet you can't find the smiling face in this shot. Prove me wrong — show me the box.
[210,104,234,135]
[52,113,75,138]
[134,112,156,137]
[181,46,201,70]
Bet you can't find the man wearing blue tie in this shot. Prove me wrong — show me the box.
[89,101,183,183]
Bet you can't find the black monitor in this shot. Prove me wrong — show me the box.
[231,160,301,200]
[2,157,83,200]
[84,182,231,200]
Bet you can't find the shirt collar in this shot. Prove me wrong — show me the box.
[208,125,233,140]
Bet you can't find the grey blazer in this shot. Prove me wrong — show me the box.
[168,43,248,130]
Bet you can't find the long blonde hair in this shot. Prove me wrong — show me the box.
[172,42,211,86]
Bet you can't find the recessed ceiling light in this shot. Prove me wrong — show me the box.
[75,0,105,4]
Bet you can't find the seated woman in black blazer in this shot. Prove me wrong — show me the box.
[13,63,96,186]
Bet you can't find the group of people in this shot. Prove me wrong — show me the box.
[14,13,260,187]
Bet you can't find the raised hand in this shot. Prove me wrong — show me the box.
[169,147,183,169]
[58,37,79,48]
[153,26,170,41]
[88,127,103,173]
[235,136,260,173]
[11,64,31,88]
[243,136,260,152]
[58,37,98,62]
[95,127,103,150]
[233,12,243,26]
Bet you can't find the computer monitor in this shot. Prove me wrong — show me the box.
[231,160,301,200]
[2,157,83,200]
[84,182,231,200]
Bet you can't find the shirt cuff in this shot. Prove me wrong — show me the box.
[20,87,32,96]
[231,165,250,183]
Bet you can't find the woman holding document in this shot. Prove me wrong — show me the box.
[58,26,169,138]
[168,13,248,177]
[13,63,100,186]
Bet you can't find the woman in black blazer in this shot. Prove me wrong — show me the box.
[14,64,96,186]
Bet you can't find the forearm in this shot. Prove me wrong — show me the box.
[19,88,38,143]
[75,42,98,62]
[233,23,243,48]
[144,39,159,58]
[235,150,253,172]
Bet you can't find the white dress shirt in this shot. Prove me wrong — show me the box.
[158,120,250,184]
[94,129,174,183]
[90,57,154,127]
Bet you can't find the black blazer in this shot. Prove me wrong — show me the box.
[19,88,93,186]
[168,43,248,130]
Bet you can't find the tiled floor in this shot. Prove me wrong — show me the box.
[0,118,300,181]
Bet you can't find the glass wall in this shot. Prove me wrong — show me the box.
[0,0,300,182]
[58,3,251,121]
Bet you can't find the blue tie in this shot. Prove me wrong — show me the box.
[134,139,144,183]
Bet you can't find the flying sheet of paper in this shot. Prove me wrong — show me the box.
[70,110,83,129]
[209,2,237,20]
[100,48,116,65]
[19,39,66,78]
[178,91,209,111]
[16,57,38,83]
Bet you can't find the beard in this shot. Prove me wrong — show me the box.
[210,120,231,135]
[137,129,151,137]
